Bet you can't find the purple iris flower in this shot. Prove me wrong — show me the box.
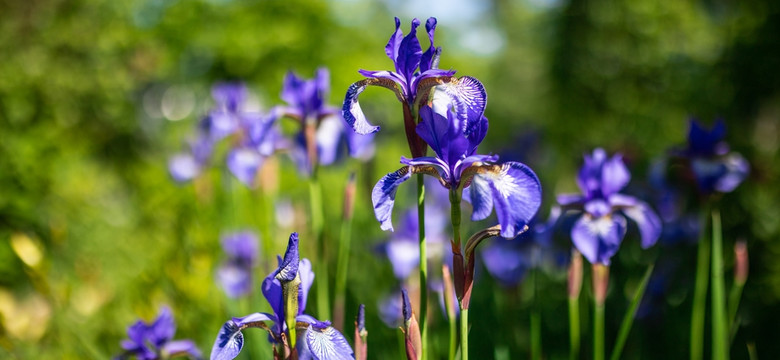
[372,102,542,239]
[378,182,449,280]
[169,131,213,183]
[225,112,286,187]
[205,83,251,141]
[557,149,662,265]
[481,207,562,287]
[343,17,487,158]
[116,307,201,360]
[678,118,749,193]
[271,68,375,175]
[216,231,259,299]
[210,233,353,360]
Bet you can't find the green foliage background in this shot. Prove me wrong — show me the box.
[0,0,778,358]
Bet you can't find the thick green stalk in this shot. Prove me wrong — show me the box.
[610,264,655,360]
[568,297,580,360]
[711,211,728,360]
[449,310,457,360]
[309,176,330,320]
[461,307,469,360]
[690,211,710,360]
[728,283,744,342]
[417,174,428,360]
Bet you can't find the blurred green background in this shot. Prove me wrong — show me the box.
[1,0,778,358]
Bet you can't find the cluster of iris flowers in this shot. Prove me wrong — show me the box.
[119,15,750,360]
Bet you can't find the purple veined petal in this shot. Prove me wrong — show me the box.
[298,258,315,314]
[385,17,403,63]
[342,77,404,135]
[217,263,252,299]
[620,200,662,249]
[571,214,628,265]
[211,313,275,360]
[395,18,423,84]
[297,321,355,360]
[714,153,749,193]
[600,153,631,197]
[169,153,201,183]
[419,17,438,73]
[584,199,611,218]
[276,232,300,282]
[162,340,202,360]
[467,162,543,238]
[261,276,284,330]
[557,193,585,206]
[316,116,345,166]
[226,147,264,188]
[372,167,414,231]
[432,76,487,137]
[416,105,453,161]
[463,170,494,221]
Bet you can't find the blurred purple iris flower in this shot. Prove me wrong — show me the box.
[378,181,449,280]
[557,149,662,265]
[678,118,749,193]
[372,100,542,239]
[216,231,259,299]
[116,307,201,360]
[481,207,563,287]
[211,233,353,360]
[169,130,213,183]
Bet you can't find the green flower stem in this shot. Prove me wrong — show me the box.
[460,307,469,360]
[442,265,457,360]
[610,264,655,360]
[448,309,457,360]
[711,210,728,360]
[417,173,428,360]
[594,301,605,360]
[568,296,580,360]
[531,269,541,360]
[728,282,744,342]
[309,175,330,321]
[334,172,356,330]
[690,210,710,360]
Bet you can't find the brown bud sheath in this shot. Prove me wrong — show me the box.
[568,250,583,299]
[734,240,749,286]
[452,252,465,303]
[592,264,610,307]
[462,252,476,310]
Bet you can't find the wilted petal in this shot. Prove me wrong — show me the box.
[600,153,630,197]
[162,340,202,360]
[571,214,627,265]
[227,147,263,188]
[210,313,275,360]
[372,167,413,231]
[297,322,355,360]
[620,200,662,249]
[468,162,542,238]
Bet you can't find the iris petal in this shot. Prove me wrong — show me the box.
[226,147,263,188]
[210,313,274,360]
[600,153,630,197]
[435,76,487,136]
[342,78,404,135]
[162,340,202,359]
[297,323,355,360]
[298,258,315,314]
[619,199,662,249]
[571,214,627,265]
[372,167,413,231]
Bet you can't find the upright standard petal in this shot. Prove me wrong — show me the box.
[298,322,355,360]
[261,276,284,333]
[687,118,726,156]
[394,18,423,83]
[384,17,403,63]
[419,17,438,73]
[298,258,315,314]
[276,233,300,282]
[600,153,630,197]
[372,167,413,231]
[466,162,542,238]
[571,214,627,265]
